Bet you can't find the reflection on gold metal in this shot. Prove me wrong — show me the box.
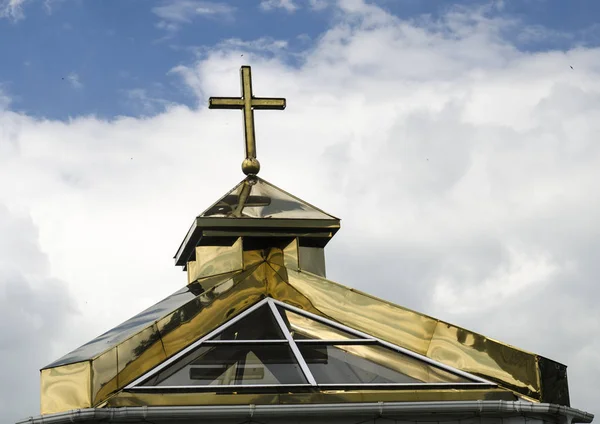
[92,348,117,405]
[41,361,91,415]
[284,269,546,401]
[199,176,339,220]
[283,238,300,270]
[286,269,439,354]
[428,322,539,397]
[116,324,167,389]
[158,264,266,358]
[107,387,517,408]
[40,244,568,414]
[187,238,243,284]
[209,66,286,176]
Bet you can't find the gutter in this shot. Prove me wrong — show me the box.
[16,401,594,424]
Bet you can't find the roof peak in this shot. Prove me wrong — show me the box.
[174,176,340,267]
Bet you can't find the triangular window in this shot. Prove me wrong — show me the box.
[127,298,494,391]
[211,304,284,340]
[201,177,337,220]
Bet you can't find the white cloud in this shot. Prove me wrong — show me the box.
[0,0,28,20]
[152,0,235,30]
[66,72,82,89]
[123,88,173,115]
[0,205,76,423]
[308,0,328,11]
[2,0,600,419]
[260,0,298,12]
[0,88,10,110]
[221,37,289,53]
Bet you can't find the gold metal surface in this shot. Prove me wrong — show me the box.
[199,177,339,220]
[158,264,266,358]
[187,237,243,283]
[284,269,544,401]
[41,361,91,415]
[427,323,539,397]
[41,244,565,413]
[285,269,439,355]
[283,238,300,270]
[107,387,517,408]
[116,324,167,389]
[92,348,118,405]
[209,66,286,176]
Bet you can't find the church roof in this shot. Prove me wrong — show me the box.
[39,66,571,417]
[41,225,568,414]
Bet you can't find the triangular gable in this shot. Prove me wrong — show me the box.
[126,298,491,391]
[200,177,338,220]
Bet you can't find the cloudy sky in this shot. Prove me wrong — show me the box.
[1,0,600,421]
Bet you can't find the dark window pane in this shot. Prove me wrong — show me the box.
[142,344,306,386]
[278,307,359,340]
[298,344,470,384]
[212,305,285,340]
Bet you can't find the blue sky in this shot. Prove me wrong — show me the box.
[2,0,600,422]
[1,0,600,119]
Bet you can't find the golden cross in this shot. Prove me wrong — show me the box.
[209,66,286,176]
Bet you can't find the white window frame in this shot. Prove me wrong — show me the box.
[125,298,496,390]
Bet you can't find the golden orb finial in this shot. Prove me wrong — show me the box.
[241,157,260,175]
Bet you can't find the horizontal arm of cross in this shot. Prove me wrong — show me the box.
[252,98,286,110]
[209,97,244,109]
[209,97,286,110]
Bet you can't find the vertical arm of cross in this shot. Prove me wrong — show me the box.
[241,66,257,160]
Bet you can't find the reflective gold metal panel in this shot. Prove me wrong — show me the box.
[158,263,267,358]
[42,244,567,412]
[427,322,539,397]
[107,388,516,408]
[282,269,545,401]
[44,284,198,368]
[116,323,167,389]
[41,361,91,415]
[199,177,338,220]
[283,238,300,270]
[187,237,243,283]
[285,269,439,355]
[91,348,117,405]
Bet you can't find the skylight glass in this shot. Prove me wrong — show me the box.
[278,307,360,340]
[128,298,491,390]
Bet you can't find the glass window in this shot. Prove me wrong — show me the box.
[141,344,307,386]
[134,299,480,391]
[211,305,285,340]
[278,307,362,340]
[298,343,470,385]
